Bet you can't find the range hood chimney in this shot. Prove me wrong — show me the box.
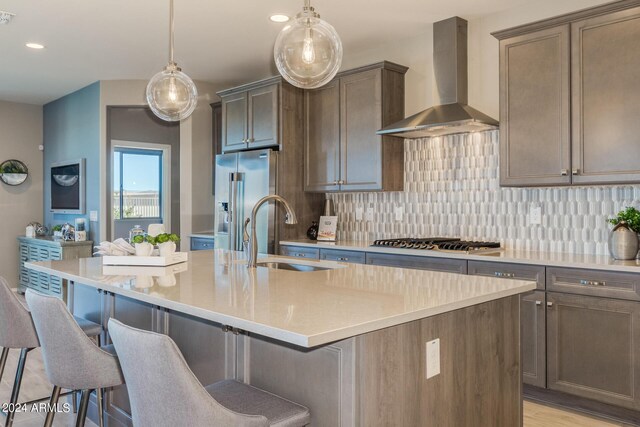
[378,17,498,138]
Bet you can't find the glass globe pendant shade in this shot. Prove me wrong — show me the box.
[274,5,343,89]
[146,62,198,122]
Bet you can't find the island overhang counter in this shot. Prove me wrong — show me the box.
[26,249,535,426]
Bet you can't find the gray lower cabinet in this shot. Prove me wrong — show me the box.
[521,290,546,388]
[365,252,467,274]
[467,260,545,290]
[547,267,640,301]
[468,261,546,387]
[279,245,320,260]
[191,237,215,251]
[546,292,640,410]
[319,248,365,264]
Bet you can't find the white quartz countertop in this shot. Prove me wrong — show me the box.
[26,250,534,348]
[280,240,640,273]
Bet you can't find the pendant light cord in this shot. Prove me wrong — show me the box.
[169,0,175,63]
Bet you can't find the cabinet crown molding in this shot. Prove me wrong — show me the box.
[492,0,640,40]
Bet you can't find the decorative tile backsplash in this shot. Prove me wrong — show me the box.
[328,130,640,255]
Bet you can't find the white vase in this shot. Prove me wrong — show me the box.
[158,241,177,257]
[135,242,154,257]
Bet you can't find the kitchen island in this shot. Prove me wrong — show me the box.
[26,250,535,426]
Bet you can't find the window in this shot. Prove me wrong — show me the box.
[112,148,163,220]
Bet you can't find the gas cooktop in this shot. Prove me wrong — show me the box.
[370,238,501,254]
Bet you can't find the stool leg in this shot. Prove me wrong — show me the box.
[0,348,8,383]
[75,389,92,427]
[96,388,104,427]
[5,348,30,427]
[43,385,61,427]
[72,390,78,413]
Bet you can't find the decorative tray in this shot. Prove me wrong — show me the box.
[101,252,188,266]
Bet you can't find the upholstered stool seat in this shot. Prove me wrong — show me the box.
[206,380,311,427]
[26,289,124,427]
[109,318,310,427]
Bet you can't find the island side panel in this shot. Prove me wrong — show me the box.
[356,295,522,427]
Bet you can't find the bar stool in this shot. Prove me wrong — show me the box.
[108,318,311,427]
[25,289,124,427]
[0,278,102,427]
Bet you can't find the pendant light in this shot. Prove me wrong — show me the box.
[146,0,198,122]
[273,0,342,89]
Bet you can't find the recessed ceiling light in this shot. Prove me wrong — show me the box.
[270,14,290,23]
[26,43,45,49]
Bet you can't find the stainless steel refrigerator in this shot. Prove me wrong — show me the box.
[214,149,277,254]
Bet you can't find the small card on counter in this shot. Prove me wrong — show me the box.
[317,216,338,241]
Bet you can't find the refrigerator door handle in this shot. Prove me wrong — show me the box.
[228,172,244,251]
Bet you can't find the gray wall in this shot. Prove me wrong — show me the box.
[43,82,100,241]
[0,101,43,286]
[106,107,180,240]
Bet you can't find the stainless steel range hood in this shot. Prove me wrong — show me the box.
[378,17,498,138]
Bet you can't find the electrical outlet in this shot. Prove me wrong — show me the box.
[89,211,98,222]
[426,339,440,379]
[365,204,374,222]
[529,206,542,225]
[355,207,364,221]
[394,206,404,221]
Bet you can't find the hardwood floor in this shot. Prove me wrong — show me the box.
[524,400,631,427]
[0,348,97,427]
[0,346,627,427]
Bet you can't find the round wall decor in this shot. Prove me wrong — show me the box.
[0,159,29,186]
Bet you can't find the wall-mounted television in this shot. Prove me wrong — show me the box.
[50,158,85,214]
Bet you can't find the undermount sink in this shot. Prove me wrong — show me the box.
[256,261,333,272]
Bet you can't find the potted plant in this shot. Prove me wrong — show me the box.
[52,224,63,239]
[131,233,180,257]
[608,207,640,260]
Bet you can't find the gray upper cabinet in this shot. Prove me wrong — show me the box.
[494,1,640,187]
[304,62,407,192]
[248,83,279,148]
[571,6,640,184]
[498,26,571,186]
[304,81,341,192]
[219,79,280,153]
[221,91,248,152]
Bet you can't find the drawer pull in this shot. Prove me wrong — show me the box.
[579,279,606,287]
[295,253,306,258]
[494,272,515,278]
[535,301,542,306]
[337,257,348,261]
[547,302,554,307]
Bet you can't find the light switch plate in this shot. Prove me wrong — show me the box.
[89,210,98,222]
[394,206,404,221]
[529,206,542,225]
[426,338,440,379]
[365,204,374,222]
[355,207,364,221]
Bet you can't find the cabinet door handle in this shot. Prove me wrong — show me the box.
[547,302,554,307]
[535,301,542,306]
[560,169,568,176]
[572,169,580,175]
[494,271,515,278]
[338,180,345,185]
[579,279,606,287]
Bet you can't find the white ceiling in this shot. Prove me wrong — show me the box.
[0,0,532,105]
